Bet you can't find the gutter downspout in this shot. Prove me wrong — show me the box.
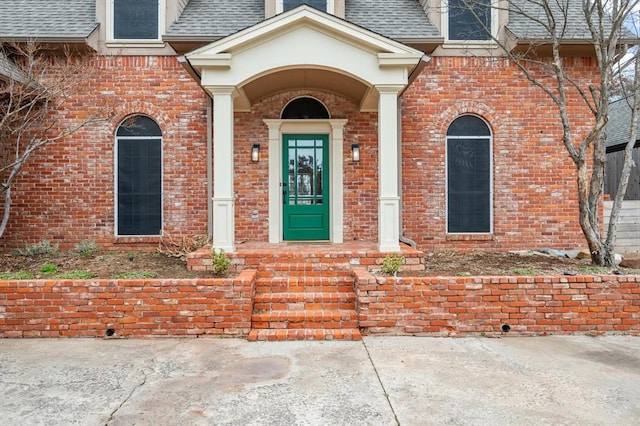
[398,55,430,249]
[177,55,214,238]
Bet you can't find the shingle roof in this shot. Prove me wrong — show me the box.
[167,0,265,38]
[345,0,441,39]
[507,0,612,40]
[166,0,441,40]
[0,0,97,39]
[0,54,26,83]
[607,98,638,148]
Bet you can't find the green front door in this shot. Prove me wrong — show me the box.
[283,134,330,240]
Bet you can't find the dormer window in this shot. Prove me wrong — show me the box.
[278,0,334,14]
[447,0,493,41]
[108,0,165,42]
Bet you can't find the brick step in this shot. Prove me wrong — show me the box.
[257,262,353,279]
[251,309,359,330]
[254,292,356,312]
[255,277,354,293]
[248,328,362,341]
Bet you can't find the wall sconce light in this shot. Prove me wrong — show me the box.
[351,143,360,162]
[251,144,260,162]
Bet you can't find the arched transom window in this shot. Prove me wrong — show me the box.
[281,97,331,119]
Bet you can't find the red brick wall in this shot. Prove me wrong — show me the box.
[0,270,255,338]
[1,56,209,250]
[2,268,638,338]
[401,57,595,251]
[355,269,640,336]
[2,54,597,253]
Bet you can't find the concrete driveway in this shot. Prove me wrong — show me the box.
[0,336,638,425]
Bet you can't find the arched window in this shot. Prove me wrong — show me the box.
[115,115,162,236]
[281,97,330,119]
[446,115,492,233]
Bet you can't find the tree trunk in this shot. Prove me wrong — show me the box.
[0,186,11,239]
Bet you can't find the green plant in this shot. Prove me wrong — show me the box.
[14,239,59,257]
[112,271,158,279]
[75,239,99,257]
[211,248,231,276]
[126,252,136,261]
[54,270,97,279]
[512,268,539,276]
[456,271,472,277]
[0,271,35,280]
[579,266,611,275]
[39,263,58,274]
[381,253,404,276]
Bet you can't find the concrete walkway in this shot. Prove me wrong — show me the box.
[0,336,639,425]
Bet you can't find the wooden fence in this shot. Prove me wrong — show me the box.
[604,200,640,254]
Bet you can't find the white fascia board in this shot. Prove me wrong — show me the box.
[378,53,425,67]
[187,53,232,68]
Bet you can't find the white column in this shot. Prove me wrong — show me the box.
[209,86,236,252]
[264,121,282,244]
[330,121,346,244]
[377,85,403,252]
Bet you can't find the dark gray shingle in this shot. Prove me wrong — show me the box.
[167,0,440,40]
[607,98,638,148]
[508,0,607,40]
[167,0,265,37]
[0,0,97,39]
[346,0,441,39]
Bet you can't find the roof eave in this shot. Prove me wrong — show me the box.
[395,37,445,54]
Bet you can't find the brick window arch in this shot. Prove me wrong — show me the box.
[115,115,162,236]
[446,114,492,233]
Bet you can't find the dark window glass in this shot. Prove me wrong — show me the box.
[117,116,162,235]
[447,115,491,136]
[447,116,491,233]
[283,0,327,12]
[282,97,330,119]
[114,0,158,40]
[449,0,491,41]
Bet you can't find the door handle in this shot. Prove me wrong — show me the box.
[282,182,287,205]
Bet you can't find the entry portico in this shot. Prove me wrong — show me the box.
[186,5,424,252]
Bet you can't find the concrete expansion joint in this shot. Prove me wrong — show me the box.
[362,339,400,426]
[105,371,148,425]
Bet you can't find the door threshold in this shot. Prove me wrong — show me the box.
[284,241,331,245]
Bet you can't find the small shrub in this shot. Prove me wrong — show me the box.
[75,239,99,257]
[112,271,158,279]
[127,252,136,262]
[54,270,97,279]
[381,253,404,276]
[40,263,58,274]
[14,239,59,257]
[211,248,231,276]
[0,271,35,280]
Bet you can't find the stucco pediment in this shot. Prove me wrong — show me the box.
[185,5,426,111]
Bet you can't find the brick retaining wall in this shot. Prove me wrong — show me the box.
[2,268,639,338]
[354,269,640,336]
[0,270,255,338]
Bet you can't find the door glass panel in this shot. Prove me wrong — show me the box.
[287,138,324,206]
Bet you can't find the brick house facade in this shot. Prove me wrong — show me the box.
[0,0,598,253]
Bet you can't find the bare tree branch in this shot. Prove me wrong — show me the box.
[0,41,113,238]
